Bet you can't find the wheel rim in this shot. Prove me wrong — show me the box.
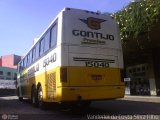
[31,87,36,104]
[38,86,43,106]
[32,93,35,104]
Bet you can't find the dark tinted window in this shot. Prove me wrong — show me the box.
[24,57,27,68]
[133,68,136,72]
[0,71,3,75]
[44,31,50,52]
[137,67,141,72]
[21,60,24,70]
[14,73,17,80]
[29,51,32,64]
[27,54,30,67]
[142,66,145,71]
[17,63,20,72]
[7,72,11,76]
[35,42,39,59]
[40,38,44,56]
[50,24,57,48]
[32,47,36,62]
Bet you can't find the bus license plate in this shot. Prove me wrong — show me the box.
[85,61,109,68]
[91,75,102,80]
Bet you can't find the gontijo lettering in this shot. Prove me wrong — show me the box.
[72,30,114,40]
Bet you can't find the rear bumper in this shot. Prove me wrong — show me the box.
[55,85,125,102]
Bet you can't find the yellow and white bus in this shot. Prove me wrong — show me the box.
[17,8,125,108]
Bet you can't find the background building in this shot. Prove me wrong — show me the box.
[0,54,22,69]
[0,54,22,81]
[0,54,22,91]
[0,67,17,80]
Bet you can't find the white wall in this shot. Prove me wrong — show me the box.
[0,80,16,89]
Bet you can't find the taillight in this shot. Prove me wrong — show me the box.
[60,67,67,82]
[120,69,124,82]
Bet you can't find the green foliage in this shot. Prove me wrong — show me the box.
[113,0,160,45]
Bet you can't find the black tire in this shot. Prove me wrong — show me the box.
[19,97,23,101]
[31,86,38,107]
[17,87,19,96]
[37,85,46,109]
[17,87,23,101]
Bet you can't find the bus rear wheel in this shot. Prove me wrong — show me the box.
[18,97,23,101]
[31,86,37,107]
[37,85,46,109]
[17,87,23,101]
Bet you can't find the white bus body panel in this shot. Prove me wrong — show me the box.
[61,8,123,69]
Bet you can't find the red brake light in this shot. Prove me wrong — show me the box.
[120,69,124,82]
[60,68,67,82]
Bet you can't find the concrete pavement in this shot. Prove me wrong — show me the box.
[122,95,160,103]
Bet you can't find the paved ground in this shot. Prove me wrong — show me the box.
[123,95,160,103]
[0,96,160,120]
[0,89,16,97]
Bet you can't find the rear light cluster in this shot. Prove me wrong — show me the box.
[60,67,67,82]
[120,69,124,82]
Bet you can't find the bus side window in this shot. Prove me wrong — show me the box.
[39,38,44,56]
[27,54,30,67]
[24,57,27,69]
[20,61,23,72]
[29,51,32,64]
[35,42,39,60]
[44,31,50,52]
[20,60,22,71]
[18,63,21,73]
[50,23,57,48]
[32,47,36,62]
[21,60,24,70]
